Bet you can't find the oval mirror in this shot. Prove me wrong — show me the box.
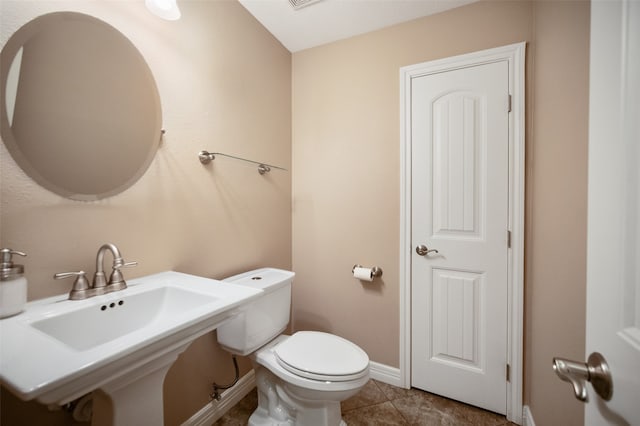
[0,12,162,201]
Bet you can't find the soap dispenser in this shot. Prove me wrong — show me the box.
[0,248,27,318]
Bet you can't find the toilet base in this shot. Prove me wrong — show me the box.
[249,365,348,426]
[249,408,347,426]
[249,409,346,426]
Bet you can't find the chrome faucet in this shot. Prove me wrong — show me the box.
[54,243,137,300]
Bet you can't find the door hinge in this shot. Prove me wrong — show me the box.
[506,363,511,382]
[508,94,512,113]
[507,230,512,248]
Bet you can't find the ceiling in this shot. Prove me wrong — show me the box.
[238,0,479,52]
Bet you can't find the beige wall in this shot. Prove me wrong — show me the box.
[526,1,590,424]
[0,1,291,425]
[292,0,589,424]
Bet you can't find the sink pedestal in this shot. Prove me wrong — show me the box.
[91,346,187,426]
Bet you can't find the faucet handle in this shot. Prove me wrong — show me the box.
[54,271,91,300]
[114,261,138,270]
[108,260,137,291]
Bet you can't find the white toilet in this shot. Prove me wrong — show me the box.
[217,268,370,426]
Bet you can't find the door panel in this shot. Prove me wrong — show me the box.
[584,0,640,423]
[411,60,509,414]
[432,91,482,237]
[431,269,483,370]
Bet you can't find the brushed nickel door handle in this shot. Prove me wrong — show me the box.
[552,352,613,402]
[416,245,439,256]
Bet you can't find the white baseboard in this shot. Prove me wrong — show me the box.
[369,361,403,388]
[522,405,536,426]
[182,370,256,426]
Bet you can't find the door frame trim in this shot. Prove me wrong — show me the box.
[399,42,526,424]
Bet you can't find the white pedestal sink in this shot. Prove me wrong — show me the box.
[0,271,263,425]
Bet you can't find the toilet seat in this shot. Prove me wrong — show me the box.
[274,331,369,382]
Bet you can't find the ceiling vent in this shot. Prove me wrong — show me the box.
[289,0,325,10]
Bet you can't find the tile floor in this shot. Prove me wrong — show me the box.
[214,380,516,425]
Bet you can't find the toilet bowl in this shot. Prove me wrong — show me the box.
[216,268,370,426]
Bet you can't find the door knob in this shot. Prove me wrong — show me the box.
[416,245,439,256]
[552,352,612,402]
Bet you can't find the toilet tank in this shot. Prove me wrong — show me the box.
[216,268,294,356]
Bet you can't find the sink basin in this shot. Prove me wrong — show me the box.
[0,271,262,424]
[31,285,220,351]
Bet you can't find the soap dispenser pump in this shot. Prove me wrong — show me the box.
[0,248,27,318]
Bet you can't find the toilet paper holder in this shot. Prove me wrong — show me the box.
[352,264,383,279]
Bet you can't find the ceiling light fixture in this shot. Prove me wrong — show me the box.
[145,0,181,20]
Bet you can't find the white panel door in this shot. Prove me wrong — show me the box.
[411,60,509,414]
[583,0,640,423]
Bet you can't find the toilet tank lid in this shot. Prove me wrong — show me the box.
[222,268,295,291]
